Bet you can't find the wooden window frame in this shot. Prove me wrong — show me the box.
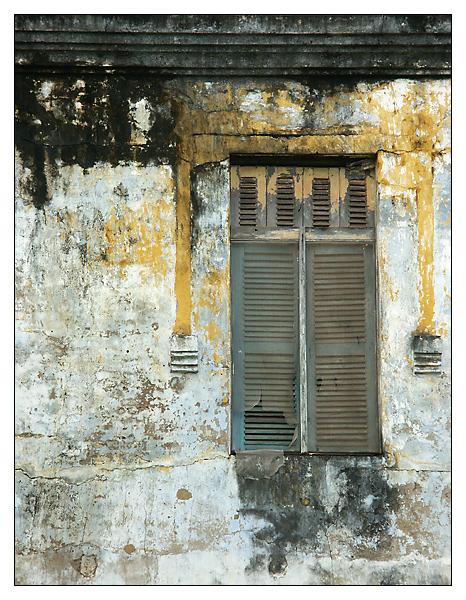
[230,163,381,454]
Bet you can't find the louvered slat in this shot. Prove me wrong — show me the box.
[276,174,295,227]
[349,178,367,227]
[239,176,258,227]
[314,251,366,343]
[312,177,331,227]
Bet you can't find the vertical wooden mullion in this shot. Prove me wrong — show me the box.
[339,167,350,228]
[363,243,380,452]
[299,210,308,453]
[306,243,317,452]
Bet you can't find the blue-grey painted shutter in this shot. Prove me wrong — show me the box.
[307,243,379,452]
[231,242,299,450]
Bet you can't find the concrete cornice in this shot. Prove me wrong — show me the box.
[15,14,451,77]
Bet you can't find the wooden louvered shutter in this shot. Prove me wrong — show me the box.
[303,167,340,229]
[306,244,379,452]
[339,168,375,229]
[230,166,266,234]
[231,242,299,451]
[267,167,302,228]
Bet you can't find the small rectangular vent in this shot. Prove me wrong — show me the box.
[349,178,367,227]
[239,176,258,227]
[413,334,442,375]
[276,174,295,227]
[170,335,199,373]
[312,178,331,227]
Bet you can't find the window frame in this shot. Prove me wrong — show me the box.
[230,160,382,455]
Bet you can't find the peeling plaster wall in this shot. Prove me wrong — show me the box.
[15,73,451,584]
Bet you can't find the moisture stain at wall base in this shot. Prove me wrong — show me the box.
[237,455,399,576]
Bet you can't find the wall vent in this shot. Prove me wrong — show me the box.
[413,334,442,375]
[170,335,199,373]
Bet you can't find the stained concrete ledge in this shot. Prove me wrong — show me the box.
[15,14,451,76]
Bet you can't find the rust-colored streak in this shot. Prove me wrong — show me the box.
[174,156,192,335]
[416,174,436,334]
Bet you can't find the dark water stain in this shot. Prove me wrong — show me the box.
[236,454,399,575]
[15,73,178,209]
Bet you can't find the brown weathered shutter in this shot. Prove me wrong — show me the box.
[230,166,266,234]
[340,167,375,229]
[307,244,379,452]
[267,167,302,229]
[348,177,368,227]
[231,242,299,450]
[304,167,340,229]
[312,178,331,227]
[239,176,259,226]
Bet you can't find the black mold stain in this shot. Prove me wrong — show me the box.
[268,553,287,577]
[15,73,178,209]
[237,455,399,575]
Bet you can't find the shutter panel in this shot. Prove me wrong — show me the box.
[232,242,299,450]
[230,166,266,234]
[307,244,379,452]
[312,178,331,227]
[304,167,340,228]
[275,173,296,227]
[340,168,375,229]
[239,176,259,227]
[348,177,368,227]
[267,167,302,229]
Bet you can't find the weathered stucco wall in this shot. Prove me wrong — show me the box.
[15,73,451,584]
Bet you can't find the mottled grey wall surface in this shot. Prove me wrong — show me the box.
[15,15,451,585]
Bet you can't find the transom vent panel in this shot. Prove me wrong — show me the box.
[349,178,367,227]
[312,177,331,227]
[239,176,258,227]
[276,174,295,227]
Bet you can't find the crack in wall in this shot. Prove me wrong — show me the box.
[15,451,231,485]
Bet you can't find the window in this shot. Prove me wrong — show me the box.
[230,163,380,453]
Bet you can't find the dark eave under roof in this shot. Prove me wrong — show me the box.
[15,14,452,78]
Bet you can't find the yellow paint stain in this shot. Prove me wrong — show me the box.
[212,351,222,364]
[437,322,449,338]
[98,191,175,283]
[174,156,192,335]
[161,466,171,472]
[204,321,222,344]
[415,169,436,334]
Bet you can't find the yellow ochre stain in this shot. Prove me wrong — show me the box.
[174,152,192,335]
[98,193,174,282]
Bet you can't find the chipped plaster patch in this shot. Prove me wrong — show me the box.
[239,90,305,129]
[128,98,155,144]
